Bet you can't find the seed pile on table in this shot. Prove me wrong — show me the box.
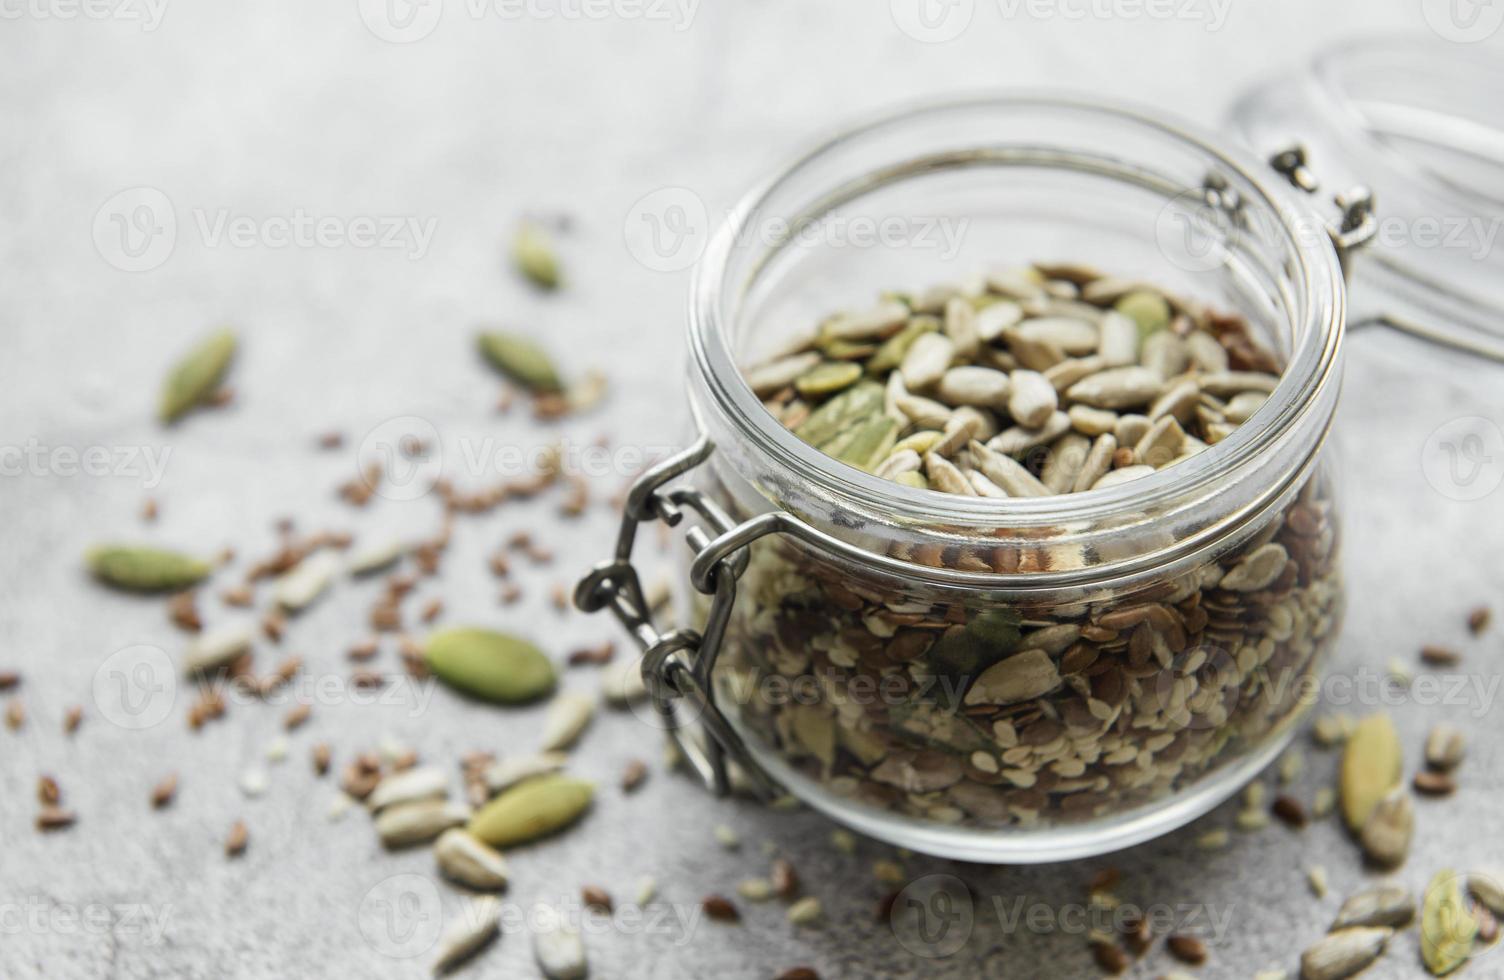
[748,264,1281,496]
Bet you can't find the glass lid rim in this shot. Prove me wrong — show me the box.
[689,91,1347,533]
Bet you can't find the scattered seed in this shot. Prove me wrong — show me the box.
[38,775,61,806]
[1166,935,1207,966]
[467,774,592,848]
[1424,724,1465,771]
[786,897,822,925]
[1358,791,1413,868]
[702,895,740,922]
[713,824,740,850]
[581,885,612,912]
[1467,606,1492,634]
[1299,927,1391,980]
[1307,865,1329,899]
[620,759,647,793]
[62,705,82,735]
[771,858,800,899]
[312,743,332,777]
[88,544,212,592]
[1091,939,1130,975]
[159,329,237,423]
[151,774,178,809]
[1340,714,1402,832]
[432,897,501,974]
[1332,884,1415,930]
[532,905,587,979]
[1273,795,1308,829]
[225,820,248,857]
[1413,770,1455,796]
[1421,871,1478,976]
[1420,645,1461,667]
[377,799,469,849]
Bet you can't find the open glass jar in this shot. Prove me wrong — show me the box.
[579,94,1357,863]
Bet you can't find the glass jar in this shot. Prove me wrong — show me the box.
[580,94,1353,863]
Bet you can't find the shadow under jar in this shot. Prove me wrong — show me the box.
[664,97,1348,863]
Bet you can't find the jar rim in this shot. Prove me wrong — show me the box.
[688,93,1346,565]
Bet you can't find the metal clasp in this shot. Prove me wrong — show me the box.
[573,433,778,800]
[1269,143,1377,280]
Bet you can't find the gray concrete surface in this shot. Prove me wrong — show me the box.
[2,2,1502,977]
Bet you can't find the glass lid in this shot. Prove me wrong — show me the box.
[1229,36,1504,363]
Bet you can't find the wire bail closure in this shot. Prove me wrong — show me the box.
[573,433,778,800]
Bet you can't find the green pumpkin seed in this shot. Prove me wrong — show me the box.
[866,317,939,375]
[512,222,561,290]
[794,362,862,398]
[833,416,898,472]
[894,470,928,490]
[793,380,883,447]
[478,331,563,393]
[425,627,556,704]
[159,329,236,423]
[467,774,593,848]
[1113,290,1170,340]
[1421,871,1478,976]
[87,545,211,592]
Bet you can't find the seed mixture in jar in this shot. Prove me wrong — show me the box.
[714,264,1343,830]
[747,264,1282,496]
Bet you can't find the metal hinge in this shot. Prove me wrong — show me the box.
[573,434,777,799]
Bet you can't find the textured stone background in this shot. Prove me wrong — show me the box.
[2,1,1502,977]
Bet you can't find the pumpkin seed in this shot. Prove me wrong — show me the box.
[478,331,563,393]
[433,828,510,890]
[1421,871,1478,976]
[1340,714,1402,832]
[467,774,593,848]
[963,649,1062,705]
[512,222,561,290]
[433,897,501,974]
[1299,927,1392,980]
[794,380,884,446]
[794,361,862,398]
[1113,290,1170,339]
[159,328,236,423]
[87,545,211,592]
[425,628,556,704]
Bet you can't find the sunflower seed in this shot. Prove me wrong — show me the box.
[826,302,909,341]
[600,655,648,706]
[924,453,976,495]
[968,440,1050,497]
[482,752,568,795]
[1424,724,1465,771]
[377,799,470,848]
[1358,791,1412,868]
[1092,465,1154,490]
[936,366,1011,409]
[434,829,510,890]
[432,897,502,974]
[942,297,981,358]
[532,905,587,979]
[747,353,823,397]
[1014,316,1098,354]
[786,897,823,925]
[1065,366,1163,409]
[368,767,449,812]
[274,549,339,612]
[538,693,594,752]
[1332,884,1415,930]
[348,539,406,576]
[1299,927,1392,980]
[899,333,955,390]
[183,623,256,675]
[1007,370,1058,427]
